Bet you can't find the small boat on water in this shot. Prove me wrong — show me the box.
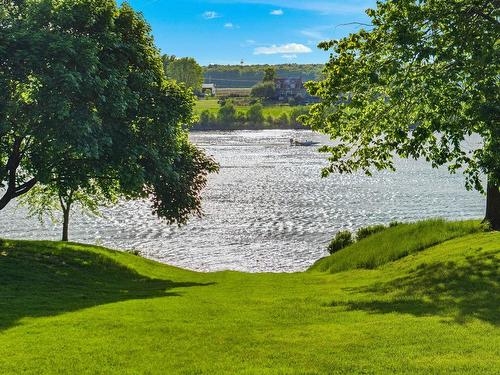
[289,138,319,147]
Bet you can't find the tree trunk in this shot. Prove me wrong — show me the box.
[0,137,37,211]
[62,205,70,242]
[0,191,14,211]
[485,179,500,231]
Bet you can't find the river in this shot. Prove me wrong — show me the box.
[0,130,485,272]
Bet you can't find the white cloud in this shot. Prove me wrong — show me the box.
[240,39,257,47]
[270,9,284,15]
[301,30,325,40]
[282,54,297,59]
[203,11,221,19]
[224,23,234,28]
[301,22,370,43]
[254,43,312,55]
[205,1,372,15]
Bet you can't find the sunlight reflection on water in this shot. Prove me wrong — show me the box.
[0,130,485,272]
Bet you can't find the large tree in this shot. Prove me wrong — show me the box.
[162,55,204,93]
[0,0,218,238]
[251,82,276,101]
[18,182,116,242]
[304,0,500,229]
[262,66,276,82]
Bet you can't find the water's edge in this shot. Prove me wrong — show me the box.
[0,130,485,272]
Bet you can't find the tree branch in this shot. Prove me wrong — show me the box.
[14,178,37,197]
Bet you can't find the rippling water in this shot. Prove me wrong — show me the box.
[0,130,485,272]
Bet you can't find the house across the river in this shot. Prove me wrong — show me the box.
[274,78,306,102]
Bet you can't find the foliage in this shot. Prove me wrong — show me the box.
[247,103,264,124]
[262,66,276,82]
[303,0,500,227]
[125,249,142,256]
[146,137,218,223]
[327,230,354,254]
[236,111,247,124]
[163,55,204,92]
[0,0,218,229]
[276,112,290,127]
[356,224,387,241]
[311,219,484,273]
[251,81,276,100]
[217,101,237,125]
[203,64,323,88]
[18,183,113,224]
[199,109,217,127]
[193,101,300,130]
[290,106,309,126]
[0,229,498,373]
[265,115,273,126]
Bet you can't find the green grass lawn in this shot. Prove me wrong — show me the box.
[0,222,499,374]
[310,219,485,273]
[195,98,220,114]
[195,99,299,118]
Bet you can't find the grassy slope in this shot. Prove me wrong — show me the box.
[195,99,298,118]
[310,219,484,273]
[0,230,499,374]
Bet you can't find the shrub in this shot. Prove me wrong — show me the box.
[218,101,237,125]
[247,103,264,124]
[356,225,387,241]
[125,249,141,256]
[389,221,402,227]
[236,111,247,124]
[265,115,273,126]
[290,106,309,126]
[199,110,216,127]
[480,220,493,232]
[276,112,290,127]
[327,231,354,254]
[251,82,276,100]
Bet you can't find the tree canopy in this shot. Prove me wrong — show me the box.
[304,0,500,229]
[203,64,322,88]
[263,67,276,82]
[247,103,264,124]
[163,55,204,93]
[0,0,218,239]
[251,82,276,101]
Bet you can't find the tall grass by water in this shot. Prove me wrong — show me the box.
[310,219,485,273]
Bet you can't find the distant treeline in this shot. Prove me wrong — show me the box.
[203,64,324,88]
[192,102,309,131]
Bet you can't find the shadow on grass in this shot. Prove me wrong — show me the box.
[0,241,214,331]
[329,250,499,325]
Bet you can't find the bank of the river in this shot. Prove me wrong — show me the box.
[0,221,498,374]
[193,99,308,130]
[195,98,299,117]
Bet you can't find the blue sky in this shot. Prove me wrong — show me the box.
[124,0,376,65]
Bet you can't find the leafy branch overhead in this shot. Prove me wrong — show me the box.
[303,0,499,228]
[0,0,219,240]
